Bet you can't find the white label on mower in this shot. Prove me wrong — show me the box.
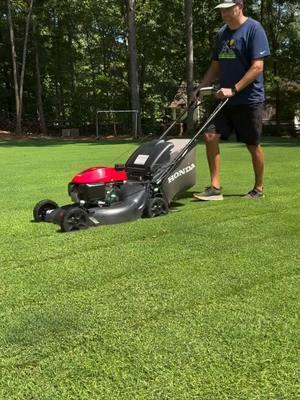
[89,217,101,225]
[168,163,195,184]
[134,154,149,165]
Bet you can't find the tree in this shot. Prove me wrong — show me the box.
[258,1,300,131]
[185,0,194,135]
[7,0,34,134]
[1,0,298,136]
[32,17,47,134]
[126,0,141,137]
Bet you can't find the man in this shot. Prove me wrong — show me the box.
[193,0,270,201]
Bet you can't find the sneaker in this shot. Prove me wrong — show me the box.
[242,189,264,199]
[193,186,223,201]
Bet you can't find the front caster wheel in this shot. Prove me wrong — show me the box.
[33,199,59,222]
[60,207,90,232]
[143,197,169,218]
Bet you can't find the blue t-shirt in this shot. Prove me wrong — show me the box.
[212,18,270,105]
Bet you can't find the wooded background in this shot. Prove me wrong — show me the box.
[0,0,299,136]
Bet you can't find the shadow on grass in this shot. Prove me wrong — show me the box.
[174,191,195,200]
[223,193,245,198]
[228,136,300,148]
[31,219,85,234]
[1,135,299,148]
[173,191,244,200]
[177,191,246,201]
[4,307,85,347]
[0,137,141,148]
[261,136,300,147]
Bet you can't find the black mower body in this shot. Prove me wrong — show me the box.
[33,138,196,231]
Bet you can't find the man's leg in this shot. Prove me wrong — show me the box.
[205,132,221,189]
[193,132,223,201]
[231,103,265,198]
[193,103,230,201]
[246,144,264,192]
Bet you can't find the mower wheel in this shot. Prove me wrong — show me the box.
[33,199,59,222]
[144,197,169,218]
[60,207,90,232]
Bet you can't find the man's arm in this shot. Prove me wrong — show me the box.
[235,59,264,92]
[216,59,264,99]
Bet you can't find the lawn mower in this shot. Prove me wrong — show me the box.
[33,88,228,232]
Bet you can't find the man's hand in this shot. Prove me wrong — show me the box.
[189,87,201,106]
[215,88,235,99]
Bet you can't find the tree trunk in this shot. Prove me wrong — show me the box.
[19,0,34,120]
[273,61,281,135]
[67,26,76,125]
[85,30,97,123]
[33,18,47,134]
[260,0,265,23]
[7,0,20,134]
[127,0,141,137]
[53,16,64,125]
[7,0,34,135]
[185,0,194,135]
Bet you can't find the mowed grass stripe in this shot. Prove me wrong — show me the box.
[0,137,299,400]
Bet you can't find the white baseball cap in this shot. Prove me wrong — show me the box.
[215,0,243,9]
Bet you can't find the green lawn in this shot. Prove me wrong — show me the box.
[0,137,299,400]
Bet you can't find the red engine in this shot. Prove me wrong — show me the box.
[71,166,127,184]
[68,166,128,206]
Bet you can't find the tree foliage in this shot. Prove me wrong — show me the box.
[0,0,299,134]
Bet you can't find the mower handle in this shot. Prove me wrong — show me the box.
[159,100,201,140]
[159,86,219,141]
[197,86,216,96]
[153,98,229,185]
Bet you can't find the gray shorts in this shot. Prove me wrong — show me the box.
[207,102,264,145]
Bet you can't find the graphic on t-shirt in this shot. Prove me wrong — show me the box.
[219,39,237,60]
